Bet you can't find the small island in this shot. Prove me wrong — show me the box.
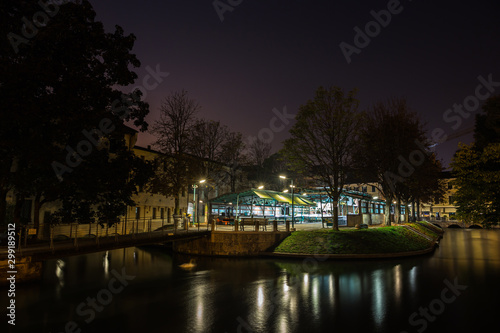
[272,221,443,259]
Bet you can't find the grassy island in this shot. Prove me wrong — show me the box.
[273,222,442,256]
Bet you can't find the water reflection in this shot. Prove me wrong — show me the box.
[10,229,500,333]
[102,251,109,279]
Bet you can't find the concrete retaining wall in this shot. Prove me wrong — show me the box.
[173,231,291,256]
[0,257,42,286]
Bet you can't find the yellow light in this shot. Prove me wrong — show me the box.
[258,185,264,189]
[279,175,286,179]
[200,179,206,183]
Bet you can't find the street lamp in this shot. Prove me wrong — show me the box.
[193,179,206,230]
[280,175,295,229]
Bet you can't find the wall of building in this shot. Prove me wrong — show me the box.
[421,178,458,220]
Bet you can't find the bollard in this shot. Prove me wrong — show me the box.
[234,219,239,232]
[273,220,278,232]
[286,220,290,232]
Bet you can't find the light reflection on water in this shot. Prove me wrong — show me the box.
[9,229,500,333]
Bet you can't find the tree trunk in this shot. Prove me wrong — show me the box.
[405,200,410,223]
[174,192,180,215]
[333,200,339,231]
[417,199,421,220]
[396,198,401,224]
[230,170,236,193]
[385,197,392,226]
[33,193,44,231]
[13,194,24,225]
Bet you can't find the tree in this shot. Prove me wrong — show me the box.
[188,119,230,196]
[0,1,151,226]
[393,153,445,222]
[151,90,200,215]
[475,94,500,150]
[354,98,429,226]
[451,143,500,227]
[246,138,273,187]
[281,86,361,230]
[220,131,247,192]
[452,94,500,227]
[248,138,272,168]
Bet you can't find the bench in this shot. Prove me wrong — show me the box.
[239,218,269,231]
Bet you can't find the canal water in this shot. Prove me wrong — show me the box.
[7,229,500,333]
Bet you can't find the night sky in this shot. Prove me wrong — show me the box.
[89,0,500,169]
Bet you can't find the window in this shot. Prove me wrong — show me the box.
[372,186,376,192]
[160,208,164,219]
[135,207,141,220]
[153,207,157,219]
[361,201,368,214]
[449,196,454,205]
[362,186,367,192]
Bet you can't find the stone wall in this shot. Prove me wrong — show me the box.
[0,257,42,286]
[173,231,291,256]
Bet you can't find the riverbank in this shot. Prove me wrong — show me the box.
[271,221,442,258]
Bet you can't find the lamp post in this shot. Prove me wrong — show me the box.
[280,175,295,230]
[192,179,206,231]
[192,184,198,227]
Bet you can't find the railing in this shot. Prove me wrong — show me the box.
[0,217,209,255]
[1,214,304,256]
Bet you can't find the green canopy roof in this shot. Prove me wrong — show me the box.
[210,189,316,207]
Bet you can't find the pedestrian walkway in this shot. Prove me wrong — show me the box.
[0,229,209,260]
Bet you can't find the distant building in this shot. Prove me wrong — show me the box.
[420,172,458,221]
[7,126,239,237]
[344,171,460,222]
